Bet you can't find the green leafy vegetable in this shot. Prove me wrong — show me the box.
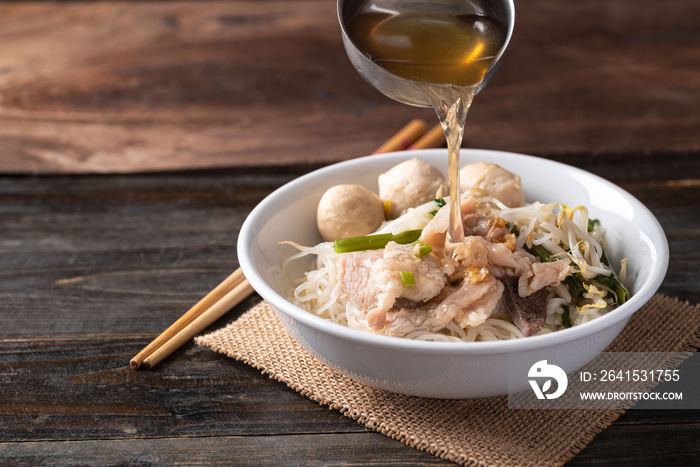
[333,230,422,254]
[565,274,587,301]
[594,275,615,289]
[520,234,629,307]
[587,218,600,233]
[434,198,446,208]
[508,212,629,308]
[509,224,552,261]
[598,248,629,305]
[612,279,629,305]
[593,273,628,305]
[561,305,573,328]
[527,244,554,263]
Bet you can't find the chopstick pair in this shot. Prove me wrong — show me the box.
[372,119,445,154]
[130,269,253,369]
[130,119,445,370]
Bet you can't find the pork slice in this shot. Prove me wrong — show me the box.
[338,249,384,311]
[381,307,426,337]
[452,236,517,278]
[486,241,519,269]
[380,242,445,304]
[338,242,446,332]
[462,213,511,243]
[450,275,504,328]
[517,257,571,297]
[383,275,503,337]
[502,276,547,336]
[419,197,478,250]
[452,236,490,268]
[486,248,570,297]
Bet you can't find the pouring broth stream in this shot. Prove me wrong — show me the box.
[345,3,507,252]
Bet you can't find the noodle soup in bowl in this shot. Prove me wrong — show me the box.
[238,149,668,399]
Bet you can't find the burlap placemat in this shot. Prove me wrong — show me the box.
[195,294,700,466]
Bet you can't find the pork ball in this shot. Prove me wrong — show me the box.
[460,161,525,207]
[378,158,447,219]
[316,184,385,242]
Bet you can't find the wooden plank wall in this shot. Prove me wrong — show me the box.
[0,0,698,173]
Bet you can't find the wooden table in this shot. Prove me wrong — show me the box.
[1,1,698,465]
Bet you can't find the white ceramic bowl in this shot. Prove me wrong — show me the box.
[238,149,668,398]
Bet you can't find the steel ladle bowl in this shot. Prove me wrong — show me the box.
[337,0,515,107]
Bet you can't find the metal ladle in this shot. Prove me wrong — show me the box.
[337,0,515,108]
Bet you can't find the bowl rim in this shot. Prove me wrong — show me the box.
[238,148,669,354]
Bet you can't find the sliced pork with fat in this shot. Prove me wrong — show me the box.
[338,242,445,331]
[383,274,504,337]
[337,197,572,338]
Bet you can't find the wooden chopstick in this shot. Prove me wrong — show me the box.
[130,268,249,369]
[131,118,446,370]
[408,124,445,150]
[372,119,427,154]
[141,277,254,369]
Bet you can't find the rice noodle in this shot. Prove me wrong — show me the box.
[279,195,627,342]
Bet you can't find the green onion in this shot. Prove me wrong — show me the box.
[333,229,422,254]
[561,305,573,328]
[428,198,446,217]
[399,270,416,287]
[414,242,432,258]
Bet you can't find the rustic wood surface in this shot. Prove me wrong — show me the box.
[1,155,699,465]
[0,0,699,173]
[1,0,699,465]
